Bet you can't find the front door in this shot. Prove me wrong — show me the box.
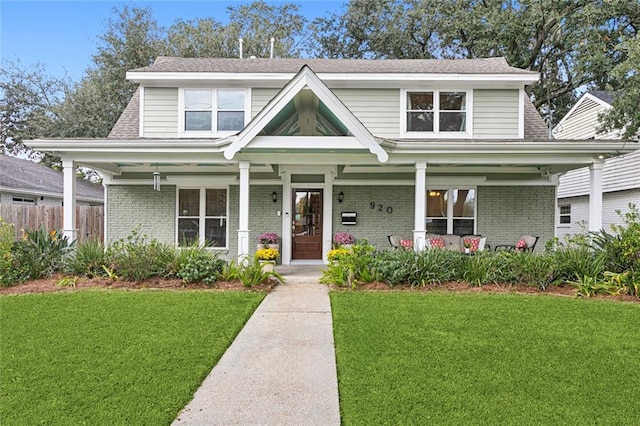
[292,189,323,259]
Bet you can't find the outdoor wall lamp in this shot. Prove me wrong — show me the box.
[338,191,344,203]
[272,191,278,203]
[153,165,161,191]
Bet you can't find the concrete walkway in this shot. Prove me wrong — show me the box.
[172,265,340,425]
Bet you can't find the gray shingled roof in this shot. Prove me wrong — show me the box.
[588,90,620,105]
[0,155,104,202]
[130,56,537,75]
[523,92,550,140]
[108,87,140,139]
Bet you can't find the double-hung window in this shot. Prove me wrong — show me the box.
[177,188,228,248]
[559,205,571,225]
[182,89,247,135]
[426,188,476,235]
[404,90,469,136]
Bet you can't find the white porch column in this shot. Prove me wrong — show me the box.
[238,161,250,261]
[323,170,335,263]
[62,159,77,241]
[281,171,292,265]
[413,162,427,250]
[588,160,604,232]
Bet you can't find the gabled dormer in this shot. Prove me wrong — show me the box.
[118,57,545,142]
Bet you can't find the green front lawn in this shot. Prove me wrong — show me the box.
[331,292,640,425]
[0,291,265,425]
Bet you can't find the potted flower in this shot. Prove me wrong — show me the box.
[463,240,472,254]
[333,231,354,248]
[257,232,279,250]
[255,247,279,272]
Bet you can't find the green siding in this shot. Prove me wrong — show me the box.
[333,88,399,138]
[143,87,179,137]
[473,89,519,138]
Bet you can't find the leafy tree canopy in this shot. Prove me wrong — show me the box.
[599,34,640,139]
[310,0,639,124]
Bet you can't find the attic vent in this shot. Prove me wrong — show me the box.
[573,98,599,117]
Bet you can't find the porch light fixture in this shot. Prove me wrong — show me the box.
[272,191,278,203]
[153,165,161,191]
[338,192,344,203]
[428,190,441,197]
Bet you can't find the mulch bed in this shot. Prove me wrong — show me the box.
[340,281,640,303]
[0,275,277,295]
[1,276,637,303]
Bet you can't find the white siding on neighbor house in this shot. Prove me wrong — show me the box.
[553,98,619,140]
[556,196,590,241]
[556,189,640,240]
[143,87,179,138]
[473,89,519,139]
[557,150,640,198]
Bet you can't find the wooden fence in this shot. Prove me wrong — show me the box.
[0,204,104,242]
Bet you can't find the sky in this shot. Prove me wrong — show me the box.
[0,0,344,82]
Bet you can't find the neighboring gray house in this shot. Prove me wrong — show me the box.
[553,91,640,240]
[0,155,103,206]
[28,57,637,263]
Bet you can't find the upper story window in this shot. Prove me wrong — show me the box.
[181,89,249,136]
[403,90,470,137]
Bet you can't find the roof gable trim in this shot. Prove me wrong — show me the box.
[223,66,389,163]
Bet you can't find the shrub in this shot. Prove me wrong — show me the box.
[371,249,462,287]
[510,252,558,290]
[106,229,175,282]
[0,218,19,287]
[236,258,284,287]
[175,246,224,285]
[553,246,606,284]
[11,224,74,281]
[66,239,107,278]
[320,241,375,288]
[463,251,504,286]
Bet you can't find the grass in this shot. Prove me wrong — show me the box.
[330,292,640,425]
[0,290,265,425]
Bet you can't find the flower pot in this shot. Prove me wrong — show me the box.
[259,260,275,273]
[257,243,279,250]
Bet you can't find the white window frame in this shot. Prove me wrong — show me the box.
[425,187,477,235]
[176,186,229,249]
[401,89,473,138]
[12,196,36,205]
[559,204,571,226]
[178,88,251,138]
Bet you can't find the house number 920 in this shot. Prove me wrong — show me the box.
[370,202,393,214]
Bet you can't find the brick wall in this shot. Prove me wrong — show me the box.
[332,185,414,250]
[478,186,555,250]
[248,185,283,254]
[106,185,175,244]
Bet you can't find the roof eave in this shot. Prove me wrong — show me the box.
[126,71,539,85]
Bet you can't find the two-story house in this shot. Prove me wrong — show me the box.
[553,91,640,240]
[28,57,637,264]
